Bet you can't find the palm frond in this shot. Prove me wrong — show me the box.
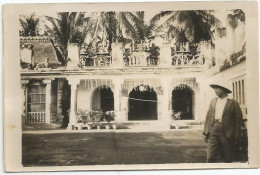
[118,12,139,41]
[124,12,146,41]
[45,16,63,41]
[19,13,40,36]
[146,11,173,38]
[155,11,179,33]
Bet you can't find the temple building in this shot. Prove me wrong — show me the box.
[20,11,247,129]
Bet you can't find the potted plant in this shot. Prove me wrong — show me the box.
[75,109,84,130]
[171,110,182,129]
[92,110,102,130]
[104,111,116,130]
[82,110,93,130]
[111,111,117,130]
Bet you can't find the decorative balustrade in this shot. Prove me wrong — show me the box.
[171,43,205,66]
[124,52,159,67]
[19,36,209,70]
[79,53,112,67]
[26,112,46,123]
[172,52,205,66]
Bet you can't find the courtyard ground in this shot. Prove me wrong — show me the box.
[22,130,207,166]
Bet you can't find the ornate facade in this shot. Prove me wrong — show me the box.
[20,18,247,129]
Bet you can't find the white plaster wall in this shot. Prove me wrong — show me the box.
[226,19,245,58]
[20,48,32,63]
[77,85,92,111]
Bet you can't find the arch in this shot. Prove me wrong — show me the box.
[91,85,114,112]
[128,84,158,120]
[171,84,194,120]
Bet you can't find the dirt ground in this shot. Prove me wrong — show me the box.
[22,130,207,166]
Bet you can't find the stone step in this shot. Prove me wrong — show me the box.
[119,121,203,130]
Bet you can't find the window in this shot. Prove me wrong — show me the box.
[232,77,247,122]
[232,78,246,105]
[27,85,46,112]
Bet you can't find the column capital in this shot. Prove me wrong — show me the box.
[67,77,80,86]
[112,77,123,86]
[21,80,29,88]
[161,77,172,88]
[43,79,52,84]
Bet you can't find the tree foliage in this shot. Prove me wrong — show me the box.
[19,13,40,37]
[228,9,245,29]
[45,12,90,66]
[154,10,220,44]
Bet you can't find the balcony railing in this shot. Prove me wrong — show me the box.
[124,52,159,67]
[79,53,112,67]
[171,43,205,66]
[26,112,46,123]
[172,52,205,66]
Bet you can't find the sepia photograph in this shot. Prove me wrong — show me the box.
[3,1,259,172]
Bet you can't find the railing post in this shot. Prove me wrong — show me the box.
[67,43,80,69]
[160,42,172,67]
[112,43,123,67]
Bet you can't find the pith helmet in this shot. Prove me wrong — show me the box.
[210,82,232,94]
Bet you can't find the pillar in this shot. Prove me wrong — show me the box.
[159,77,171,122]
[56,79,65,122]
[67,77,80,129]
[112,43,123,67]
[113,78,123,122]
[21,80,29,124]
[160,42,172,67]
[43,79,52,124]
[67,43,80,69]
[197,78,211,122]
[193,84,200,121]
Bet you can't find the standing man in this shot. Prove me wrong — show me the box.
[203,82,242,163]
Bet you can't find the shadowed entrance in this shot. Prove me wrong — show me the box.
[172,84,194,120]
[92,86,114,112]
[128,85,157,120]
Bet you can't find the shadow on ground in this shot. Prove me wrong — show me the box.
[22,130,207,166]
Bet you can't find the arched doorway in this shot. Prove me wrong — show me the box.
[92,86,114,112]
[171,84,194,120]
[128,84,157,120]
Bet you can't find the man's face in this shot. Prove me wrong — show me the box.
[214,87,227,97]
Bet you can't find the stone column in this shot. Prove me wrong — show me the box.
[159,77,171,122]
[56,79,65,123]
[113,78,123,122]
[43,79,52,124]
[195,79,208,122]
[67,78,80,129]
[21,80,29,124]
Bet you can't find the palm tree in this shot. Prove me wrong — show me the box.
[153,10,220,44]
[19,13,40,36]
[92,11,154,52]
[45,12,90,66]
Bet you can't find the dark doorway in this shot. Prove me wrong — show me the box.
[128,85,157,120]
[92,86,114,112]
[172,84,193,120]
